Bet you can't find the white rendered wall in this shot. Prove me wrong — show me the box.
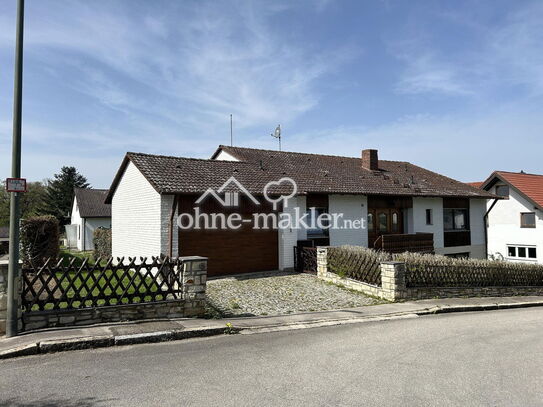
[487,186,543,263]
[70,198,84,250]
[278,196,299,270]
[83,218,111,251]
[412,197,444,249]
[328,195,368,247]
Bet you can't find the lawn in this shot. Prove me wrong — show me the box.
[27,249,167,311]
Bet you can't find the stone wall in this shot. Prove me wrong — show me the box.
[317,247,543,301]
[1,256,207,335]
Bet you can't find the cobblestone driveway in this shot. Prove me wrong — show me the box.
[206,272,384,317]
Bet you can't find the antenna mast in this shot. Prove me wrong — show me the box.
[271,124,281,151]
[230,114,233,146]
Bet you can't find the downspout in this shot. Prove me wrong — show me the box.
[483,199,499,259]
[168,195,178,258]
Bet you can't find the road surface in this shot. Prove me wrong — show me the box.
[1,308,543,406]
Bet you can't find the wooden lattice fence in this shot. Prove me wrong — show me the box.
[21,256,183,312]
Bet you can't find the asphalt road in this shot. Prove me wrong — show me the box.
[1,308,543,407]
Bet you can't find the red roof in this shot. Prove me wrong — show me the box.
[484,171,543,208]
[467,182,483,188]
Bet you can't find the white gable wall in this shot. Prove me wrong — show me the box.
[112,161,163,260]
[214,150,239,161]
[487,186,543,263]
[70,197,83,250]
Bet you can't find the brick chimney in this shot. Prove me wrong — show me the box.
[361,149,379,171]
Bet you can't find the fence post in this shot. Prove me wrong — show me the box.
[380,261,406,301]
[316,247,328,278]
[179,256,207,317]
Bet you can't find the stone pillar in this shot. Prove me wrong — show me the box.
[380,261,406,301]
[316,247,329,278]
[0,261,21,335]
[179,256,207,317]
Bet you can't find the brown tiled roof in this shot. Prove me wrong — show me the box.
[482,171,543,208]
[74,188,111,218]
[105,147,495,202]
[214,146,495,198]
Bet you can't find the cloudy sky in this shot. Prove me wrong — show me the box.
[0,0,542,187]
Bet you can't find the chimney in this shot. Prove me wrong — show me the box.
[361,149,379,171]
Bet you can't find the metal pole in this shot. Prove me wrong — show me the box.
[230,114,233,146]
[6,0,25,337]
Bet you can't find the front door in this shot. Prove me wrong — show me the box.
[367,208,403,248]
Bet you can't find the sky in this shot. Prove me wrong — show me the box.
[0,0,542,188]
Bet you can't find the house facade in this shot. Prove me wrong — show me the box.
[474,171,543,264]
[69,188,111,251]
[106,146,494,276]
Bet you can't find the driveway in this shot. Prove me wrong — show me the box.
[205,271,384,317]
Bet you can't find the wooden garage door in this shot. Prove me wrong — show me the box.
[178,195,278,276]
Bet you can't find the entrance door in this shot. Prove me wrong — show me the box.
[367,208,403,248]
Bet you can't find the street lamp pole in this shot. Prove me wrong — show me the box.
[6,0,25,338]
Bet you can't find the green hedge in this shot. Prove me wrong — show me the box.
[20,215,60,268]
[93,227,111,260]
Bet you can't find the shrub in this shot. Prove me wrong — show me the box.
[93,227,111,260]
[20,215,60,268]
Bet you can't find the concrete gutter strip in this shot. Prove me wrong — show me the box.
[1,298,543,360]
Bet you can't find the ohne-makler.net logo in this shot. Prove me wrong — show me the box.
[177,177,366,231]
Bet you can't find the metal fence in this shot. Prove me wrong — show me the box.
[21,256,183,312]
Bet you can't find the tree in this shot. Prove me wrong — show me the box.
[40,167,90,225]
[0,181,47,227]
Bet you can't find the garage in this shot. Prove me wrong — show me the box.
[178,195,279,276]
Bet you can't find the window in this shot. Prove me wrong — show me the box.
[425,209,433,225]
[521,212,536,228]
[495,185,509,197]
[507,245,537,260]
[443,208,469,231]
[378,212,388,232]
[391,212,399,233]
[367,212,374,232]
[306,207,329,237]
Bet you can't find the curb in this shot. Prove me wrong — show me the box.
[1,300,543,360]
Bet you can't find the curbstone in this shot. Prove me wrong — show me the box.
[39,335,114,353]
[114,331,174,346]
[0,343,39,359]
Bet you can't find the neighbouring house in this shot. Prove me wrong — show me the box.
[69,188,111,251]
[105,146,495,276]
[471,171,543,264]
[0,226,8,258]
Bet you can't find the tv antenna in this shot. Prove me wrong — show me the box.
[230,114,233,146]
[271,124,281,151]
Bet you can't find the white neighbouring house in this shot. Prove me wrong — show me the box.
[69,188,111,251]
[471,171,543,264]
[105,146,496,276]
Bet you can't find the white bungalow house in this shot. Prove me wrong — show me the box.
[471,171,543,264]
[69,188,111,251]
[105,146,495,276]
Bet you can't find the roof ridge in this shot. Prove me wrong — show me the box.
[497,170,543,177]
[128,151,255,165]
[219,145,409,164]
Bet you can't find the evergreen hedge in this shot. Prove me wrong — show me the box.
[20,215,60,268]
[93,227,111,260]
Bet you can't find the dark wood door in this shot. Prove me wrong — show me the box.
[368,208,403,248]
[178,195,278,276]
